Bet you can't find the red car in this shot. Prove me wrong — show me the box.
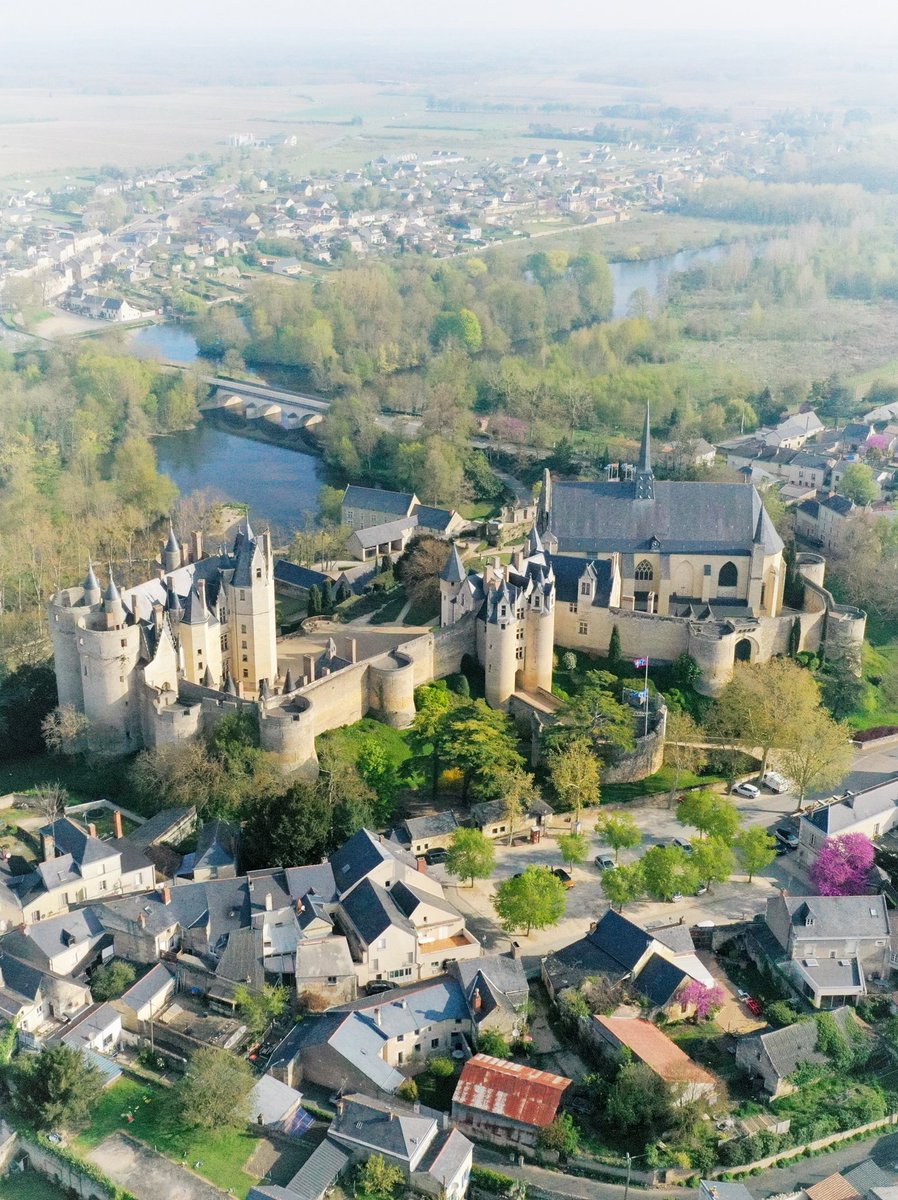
[746,997,763,1017]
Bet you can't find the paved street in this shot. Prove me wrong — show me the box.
[439,740,898,964]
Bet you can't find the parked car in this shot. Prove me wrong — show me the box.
[552,867,575,888]
[737,988,749,1001]
[424,847,448,865]
[762,771,791,794]
[670,836,693,853]
[746,997,763,1017]
[594,854,616,871]
[775,826,799,849]
[733,782,760,799]
[366,980,398,996]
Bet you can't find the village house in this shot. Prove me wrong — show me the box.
[590,1009,719,1105]
[735,1007,859,1097]
[763,893,893,1008]
[451,1055,571,1147]
[798,780,898,868]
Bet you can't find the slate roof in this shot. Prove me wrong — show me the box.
[842,1160,896,1195]
[469,798,553,826]
[249,1072,302,1126]
[453,1054,570,1127]
[794,957,863,993]
[248,1136,352,1200]
[294,936,355,981]
[820,494,855,516]
[41,818,116,868]
[424,1128,473,1188]
[343,485,416,516]
[413,504,456,532]
[331,1092,437,1163]
[548,554,614,606]
[329,829,415,897]
[0,906,106,970]
[775,894,890,942]
[399,812,459,842]
[339,877,414,945]
[273,560,330,591]
[118,962,176,1012]
[126,807,195,850]
[636,954,688,1007]
[350,515,418,549]
[744,1007,855,1081]
[805,780,898,835]
[545,479,782,557]
[194,820,238,873]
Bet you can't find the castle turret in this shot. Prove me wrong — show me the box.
[440,543,467,627]
[522,563,555,693]
[82,560,101,607]
[179,579,222,686]
[162,523,182,573]
[483,582,519,709]
[227,525,278,693]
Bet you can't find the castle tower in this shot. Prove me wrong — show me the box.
[78,570,141,754]
[82,560,101,607]
[522,563,555,693]
[227,525,278,692]
[179,579,223,687]
[162,523,182,573]
[483,582,520,709]
[440,543,466,627]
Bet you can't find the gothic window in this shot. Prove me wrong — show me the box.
[718,561,738,587]
[635,560,654,582]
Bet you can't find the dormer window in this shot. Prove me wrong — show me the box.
[580,582,591,595]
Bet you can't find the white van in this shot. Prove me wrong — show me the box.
[762,771,791,794]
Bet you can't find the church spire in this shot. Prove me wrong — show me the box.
[635,402,655,501]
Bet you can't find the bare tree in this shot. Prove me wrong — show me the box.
[41,706,90,757]
[33,782,69,823]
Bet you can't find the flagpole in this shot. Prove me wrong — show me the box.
[644,656,649,738]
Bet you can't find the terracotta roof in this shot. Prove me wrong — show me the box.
[593,1015,717,1088]
[805,1175,860,1200]
[452,1054,570,1128]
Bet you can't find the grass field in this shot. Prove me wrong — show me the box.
[75,1076,262,1198]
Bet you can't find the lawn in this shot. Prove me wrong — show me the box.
[319,716,413,774]
[602,766,727,805]
[668,1020,754,1102]
[404,596,439,626]
[75,1076,263,1198]
[0,1175,69,1200]
[368,589,409,624]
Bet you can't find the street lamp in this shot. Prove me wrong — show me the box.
[623,1149,649,1200]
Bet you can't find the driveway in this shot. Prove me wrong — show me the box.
[86,1133,227,1200]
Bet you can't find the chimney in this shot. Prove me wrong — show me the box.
[41,832,56,863]
[511,550,524,571]
[416,856,427,873]
[265,892,273,911]
[137,911,147,928]
[346,638,357,664]
[413,1101,420,1114]
[295,899,305,915]
[151,602,164,633]
[492,555,501,572]
[191,530,204,562]
[509,940,521,960]
[161,885,172,906]
[180,541,190,567]
[87,823,97,838]
[337,1098,345,1116]
[262,529,272,563]
[304,654,316,683]
[374,1007,382,1027]
[472,988,482,1013]
[112,810,124,839]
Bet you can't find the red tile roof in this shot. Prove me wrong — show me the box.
[452,1054,571,1128]
[593,1015,717,1088]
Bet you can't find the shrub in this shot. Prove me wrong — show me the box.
[561,651,577,672]
[395,1078,419,1101]
[767,1000,803,1027]
[427,1056,455,1078]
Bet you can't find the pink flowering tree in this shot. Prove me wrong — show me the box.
[810,833,875,896]
[679,980,725,1022]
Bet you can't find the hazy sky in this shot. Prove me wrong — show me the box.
[5,0,898,37]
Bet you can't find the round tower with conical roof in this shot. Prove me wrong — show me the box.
[483,580,520,709]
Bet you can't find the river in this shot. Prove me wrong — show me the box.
[146,240,737,529]
[155,422,324,537]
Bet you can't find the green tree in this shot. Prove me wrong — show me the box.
[838,463,878,506]
[234,983,289,1038]
[594,812,642,861]
[239,783,336,870]
[477,1029,511,1058]
[13,1044,103,1130]
[690,836,736,892]
[641,845,699,902]
[436,700,525,801]
[356,738,400,823]
[558,672,635,754]
[663,708,708,806]
[605,1062,673,1137]
[547,736,602,818]
[307,584,321,616]
[735,826,777,882]
[608,624,622,665]
[446,827,496,887]
[410,683,456,799]
[90,959,136,1001]
[492,764,540,844]
[712,659,823,779]
[676,790,741,842]
[538,1112,580,1157]
[601,862,645,911]
[494,866,566,936]
[357,1154,405,1200]
[558,832,589,869]
[774,707,854,809]
[175,1047,254,1131]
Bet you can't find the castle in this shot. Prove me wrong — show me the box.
[48,404,865,776]
[440,406,866,701]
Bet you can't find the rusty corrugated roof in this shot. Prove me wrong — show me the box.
[452,1054,571,1128]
